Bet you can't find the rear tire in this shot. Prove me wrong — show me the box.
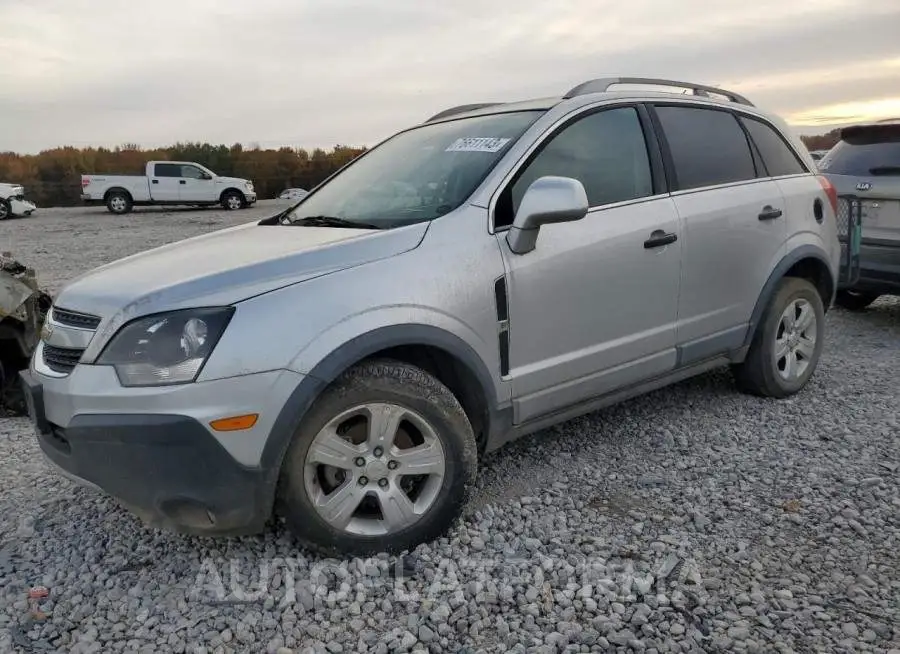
[0,199,10,220]
[732,277,825,398]
[221,190,246,210]
[276,359,478,557]
[106,191,132,215]
[835,290,880,311]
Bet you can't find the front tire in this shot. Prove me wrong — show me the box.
[106,191,132,215]
[276,359,477,557]
[0,199,9,220]
[221,190,246,210]
[835,290,880,311]
[732,277,825,398]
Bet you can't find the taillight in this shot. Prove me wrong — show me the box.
[817,175,838,215]
[81,177,90,188]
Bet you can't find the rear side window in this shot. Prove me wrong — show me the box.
[740,117,808,177]
[819,124,900,176]
[154,163,181,177]
[655,106,756,190]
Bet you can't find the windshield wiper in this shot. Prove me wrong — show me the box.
[869,166,900,176]
[290,215,383,230]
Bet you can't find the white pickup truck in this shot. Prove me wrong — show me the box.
[0,183,37,220]
[80,161,257,215]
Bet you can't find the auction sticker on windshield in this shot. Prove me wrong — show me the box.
[445,137,511,153]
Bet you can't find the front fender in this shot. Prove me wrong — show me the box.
[289,307,504,406]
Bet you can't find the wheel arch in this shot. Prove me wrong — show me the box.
[259,324,498,499]
[219,187,246,203]
[103,186,133,202]
[742,245,835,350]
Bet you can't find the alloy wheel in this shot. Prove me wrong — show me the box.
[303,402,446,536]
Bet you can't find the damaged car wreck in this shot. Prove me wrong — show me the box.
[0,254,51,413]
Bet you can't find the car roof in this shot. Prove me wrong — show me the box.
[422,76,759,125]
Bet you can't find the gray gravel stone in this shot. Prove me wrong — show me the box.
[0,209,898,654]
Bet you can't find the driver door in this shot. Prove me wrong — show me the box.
[178,164,216,202]
[496,105,683,423]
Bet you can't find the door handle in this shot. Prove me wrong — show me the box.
[151,179,159,184]
[758,205,783,221]
[179,180,186,185]
[644,230,678,249]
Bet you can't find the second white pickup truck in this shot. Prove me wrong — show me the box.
[81,161,257,214]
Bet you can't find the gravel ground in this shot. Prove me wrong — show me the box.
[0,205,898,653]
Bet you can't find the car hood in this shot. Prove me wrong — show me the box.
[54,219,428,334]
[217,176,252,186]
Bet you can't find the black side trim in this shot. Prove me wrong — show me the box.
[486,355,730,452]
[498,330,510,377]
[636,103,670,195]
[645,104,679,191]
[493,275,511,377]
[676,325,747,367]
[494,277,508,322]
[742,245,834,350]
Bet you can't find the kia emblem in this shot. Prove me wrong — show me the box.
[856,181,873,191]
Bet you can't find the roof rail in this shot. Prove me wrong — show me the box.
[562,77,754,106]
[425,102,506,123]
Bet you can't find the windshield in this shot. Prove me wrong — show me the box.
[819,124,900,176]
[282,110,543,228]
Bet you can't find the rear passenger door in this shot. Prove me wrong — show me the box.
[738,114,818,265]
[651,104,787,362]
[150,163,182,202]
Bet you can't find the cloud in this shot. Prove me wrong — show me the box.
[1,0,899,152]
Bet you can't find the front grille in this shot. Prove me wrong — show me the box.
[52,307,102,330]
[42,344,85,374]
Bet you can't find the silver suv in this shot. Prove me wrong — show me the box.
[21,77,841,556]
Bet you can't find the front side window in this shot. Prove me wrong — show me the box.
[180,165,206,179]
[495,106,654,227]
[282,110,543,229]
[656,105,756,190]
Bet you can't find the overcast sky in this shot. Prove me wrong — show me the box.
[2,0,899,154]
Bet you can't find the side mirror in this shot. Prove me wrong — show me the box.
[201,172,213,180]
[505,176,588,254]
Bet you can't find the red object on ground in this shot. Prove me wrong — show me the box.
[28,586,49,599]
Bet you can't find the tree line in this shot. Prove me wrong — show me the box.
[2,130,840,208]
[799,129,841,152]
[0,142,367,207]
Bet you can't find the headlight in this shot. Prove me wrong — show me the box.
[96,308,234,387]
[246,181,254,190]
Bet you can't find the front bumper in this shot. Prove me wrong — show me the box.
[246,191,257,203]
[9,198,36,216]
[20,366,302,536]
